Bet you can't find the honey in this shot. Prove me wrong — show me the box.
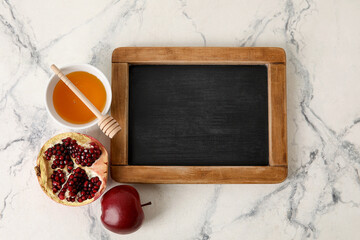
[53,71,106,124]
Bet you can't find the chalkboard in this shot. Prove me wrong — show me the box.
[128,65,269,166]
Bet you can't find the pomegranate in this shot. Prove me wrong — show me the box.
[35,132,108,206]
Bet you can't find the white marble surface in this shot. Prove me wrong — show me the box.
[1,0,360,239]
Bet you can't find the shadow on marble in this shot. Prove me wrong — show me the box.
[131,184,163,224]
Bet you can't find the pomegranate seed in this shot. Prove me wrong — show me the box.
[46,138,104,202]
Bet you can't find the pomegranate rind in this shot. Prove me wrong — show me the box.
[35,132,108,206]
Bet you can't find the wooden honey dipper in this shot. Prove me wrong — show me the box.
[51,64,121,138]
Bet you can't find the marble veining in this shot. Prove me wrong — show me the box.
[1,0,360,239]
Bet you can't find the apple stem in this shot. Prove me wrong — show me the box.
[141,202,152,207]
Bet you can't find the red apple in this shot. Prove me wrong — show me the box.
[100,185,151,234]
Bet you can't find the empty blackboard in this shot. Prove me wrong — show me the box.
[110,47,287,184]
[128,65,269,166]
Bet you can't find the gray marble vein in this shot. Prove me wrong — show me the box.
[195,185,222,240]
[0,191,12,222]
[179,0,207,46]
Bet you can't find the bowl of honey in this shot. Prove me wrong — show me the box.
[45,64,112,129]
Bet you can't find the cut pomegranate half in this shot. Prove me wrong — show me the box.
[35,132,108,206]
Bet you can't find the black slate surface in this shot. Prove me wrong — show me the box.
[128,65,269,166]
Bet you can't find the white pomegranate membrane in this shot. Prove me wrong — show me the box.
[35,133,108,206]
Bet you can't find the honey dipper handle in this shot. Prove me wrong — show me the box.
[50,64,103,119]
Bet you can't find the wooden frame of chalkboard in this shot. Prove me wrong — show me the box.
[110,47,287,184]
